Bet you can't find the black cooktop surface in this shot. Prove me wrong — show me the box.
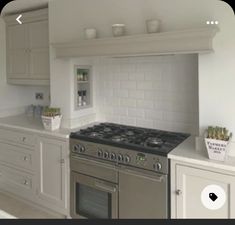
[70,123,190,156]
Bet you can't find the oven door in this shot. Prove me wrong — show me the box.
[71,171,118,219]
[119,165,168,218]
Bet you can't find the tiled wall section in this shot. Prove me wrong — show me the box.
[94,54,199,135]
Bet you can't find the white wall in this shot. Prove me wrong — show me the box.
[94,55,198,135]
[0,18,50,117]
[49,0,235,153]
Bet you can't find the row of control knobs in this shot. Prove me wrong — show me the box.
[73,145,130,164]
[73,144,85,153]
[98,149,131,163]
[73,144,162,171]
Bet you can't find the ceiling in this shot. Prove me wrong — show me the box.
[1,0,49,16]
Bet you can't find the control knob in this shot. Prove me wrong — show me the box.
[80,145,85,153]
[154,162,162,171]
[104,151,109,159]
[117,154,123,163]
[124,155,131,164]
[110,153,116,161]
[73,145,79,153]
[97,149,103,158]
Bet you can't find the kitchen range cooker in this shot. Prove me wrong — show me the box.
[70,123,190,219]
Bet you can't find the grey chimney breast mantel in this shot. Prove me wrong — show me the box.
[52,26,219,58]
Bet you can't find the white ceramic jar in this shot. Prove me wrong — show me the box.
[146,19,161,33]
[84,28,97,39]
[112,24,126,37]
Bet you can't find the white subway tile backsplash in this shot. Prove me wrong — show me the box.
[137,81,154,90]
[94,54,198,135]
[129,90,145,99]
[104,97,120,106]
[136,119,155,129]
[113,107,128,116]
[129,73,145,81]
[137,100,154,109]
[145,109,163,120]
[128,108,144,118]
[145,72,162,81]
[120,98,136,107]
[120,117,136,126]
[113,89,129,98]
[120,81,136,89]
[113,73,129,81]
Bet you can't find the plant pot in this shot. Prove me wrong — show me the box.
[204,137,230,161]
[41,115,62,131]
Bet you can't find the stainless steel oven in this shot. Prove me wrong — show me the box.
[70,156,118,219]
[69,123,189,219]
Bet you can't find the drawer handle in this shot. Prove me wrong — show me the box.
[23,180,29,185]
[23,156,28,161]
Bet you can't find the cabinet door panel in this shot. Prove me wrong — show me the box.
[29,21,49,48]
[7,24,29,78]
[176,165,235,218]
[38,137,67,208]
[30,49,49,79]
[8,24,28,50]
[7,50,29,78]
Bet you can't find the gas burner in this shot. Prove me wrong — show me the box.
[145,137,164,147]
[112,136,126,142]
[104,127,112,132]
[126,131,135,136]
[89,132,101,137]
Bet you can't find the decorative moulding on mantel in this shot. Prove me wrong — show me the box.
[52,26,219,58]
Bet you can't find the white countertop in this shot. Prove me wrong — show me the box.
[169,136,235,173]
[0,114,84,139]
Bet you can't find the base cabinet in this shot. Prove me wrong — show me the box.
[171,160,235,218]
[0,128,69,217]
[36,137,69,214]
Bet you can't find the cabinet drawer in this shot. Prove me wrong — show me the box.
[0,164,33,191]
[0,142,34,171]
[0,128,36,147]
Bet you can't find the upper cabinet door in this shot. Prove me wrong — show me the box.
[8,24,28,50]
[7,24,29,79]
[28,21,50,80]
[5,8,50,85]
[28,21,49,48]
[176,165,235,219]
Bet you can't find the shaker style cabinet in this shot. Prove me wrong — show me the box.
[36,136,69,215]
[4,8,50,85]
[171,160,235,219]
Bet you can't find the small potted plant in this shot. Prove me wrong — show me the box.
[41,107,62,131]
[205,126,232,161]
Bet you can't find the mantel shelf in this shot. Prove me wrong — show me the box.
[52,26,219,58]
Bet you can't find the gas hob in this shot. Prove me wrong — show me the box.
[70,123,190,156]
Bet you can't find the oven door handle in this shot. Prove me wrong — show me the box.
[95,182,117,193]
[119,166,166,183]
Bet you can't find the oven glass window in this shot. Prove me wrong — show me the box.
[76,183,111,218]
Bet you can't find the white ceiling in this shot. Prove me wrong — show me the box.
[1,0,49,16]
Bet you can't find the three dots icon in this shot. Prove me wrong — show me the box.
[206,21,219,25]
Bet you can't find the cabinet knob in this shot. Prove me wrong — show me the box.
[176,189,182,195]
[22,137,26,142]
[23,180,29,185]
[23,156,28,161]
